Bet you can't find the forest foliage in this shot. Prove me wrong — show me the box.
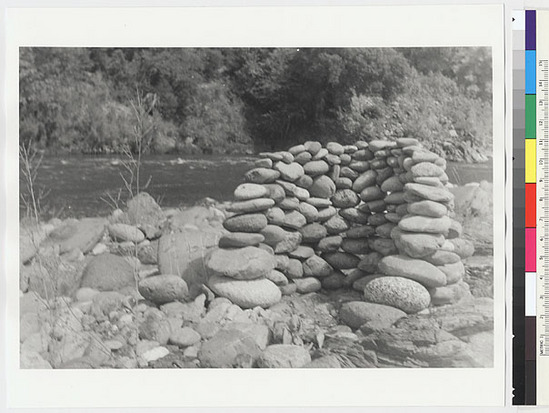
[20,47,492,161]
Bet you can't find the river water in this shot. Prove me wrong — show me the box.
[24,154,493,219]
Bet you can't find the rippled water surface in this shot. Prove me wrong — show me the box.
[22,154,493,219]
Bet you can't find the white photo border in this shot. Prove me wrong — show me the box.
[4,5,506,407]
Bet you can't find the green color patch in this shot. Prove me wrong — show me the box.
[526,94,536,139]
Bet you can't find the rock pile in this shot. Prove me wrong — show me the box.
[208,139,476,315]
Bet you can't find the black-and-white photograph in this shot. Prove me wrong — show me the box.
[18,46,494,370]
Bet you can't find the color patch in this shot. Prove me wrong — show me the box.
[525,50,536,94]
[525,228,536,272]
[525,139,537,183]
[525,94,537,139]
[526,183,536,227]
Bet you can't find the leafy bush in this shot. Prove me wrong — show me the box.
[20,47,492,161]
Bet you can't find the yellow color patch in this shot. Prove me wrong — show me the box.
[526,139,536,183]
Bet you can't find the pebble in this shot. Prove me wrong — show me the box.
[298,202,319,223]
[368,238,398,256]
[223,213,268,233]
[280,283,298,295]
[234,183,269,200]
[448,238,475,258]
[411,162,444,178]
[339,208,370,224]
[263,184,286,203]
[407,200,448,217]
[378,255,447,288]
[278,197,300,210]
[293,277,322,293]
[322,251,360,270]
[169,327,201,347]
[324,215,351,234]
[346,225,375,238]
[306,197,332,208]
[429,281,470,306]
[91,243,108,255]
[289,245,315,260]
[257,344,312,368]
[398,215,451,234]
[312,148,329,160]
[326,142,345,155]
[298,223,327,243]
[227,198,275,213]
[423,250,461,265]
[75,287,100,302]
[380,176,404,192]
[294,151,312,165]
[437,261,465,284]
[282,210,307,229]
[254,158,273,168]
[405,183,454,203]
[141,346,170,363]
[340,301,406,329]
[357,252,382,273]
[286,259,304,279]
[259,225,287,247]
[309,175,336,198]
[360,186,384,202]
[304,141,322,155]
[265,207,286,225]
[273,231,302,254]
[317,235,343,252]
[303,160,330,176]
[321,271,346,289]
[340,238,370,255]
[317,206,337,222]
[266,270,289,286]
[339,166,359,180]
[295,174,314,189]
[206,246,276,280]
[207,275,282,309]
[302,255,333,277]
[245,168,280,184]
[218,232,265,248]
[274,162,305,182]
[392,227,444,258]
[289,144,306,155]
[138,275,189,304]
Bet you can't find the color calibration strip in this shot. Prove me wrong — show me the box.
[513,9,527,405]
[525,8,537,406]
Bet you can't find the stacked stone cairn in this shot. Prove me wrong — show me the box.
[205,138,474,314]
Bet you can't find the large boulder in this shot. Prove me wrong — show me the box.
[157,229,220,295]
[363,276,431,314]
[80,253,135,292]
[108,223,145,243]
[42,218,107,254]
[125,192,166,239]
[207,275,281,309]
[205,246,276,280]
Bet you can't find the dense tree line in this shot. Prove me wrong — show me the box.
[20,47,492,161]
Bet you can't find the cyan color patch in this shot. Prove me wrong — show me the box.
[525,50,536,94]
